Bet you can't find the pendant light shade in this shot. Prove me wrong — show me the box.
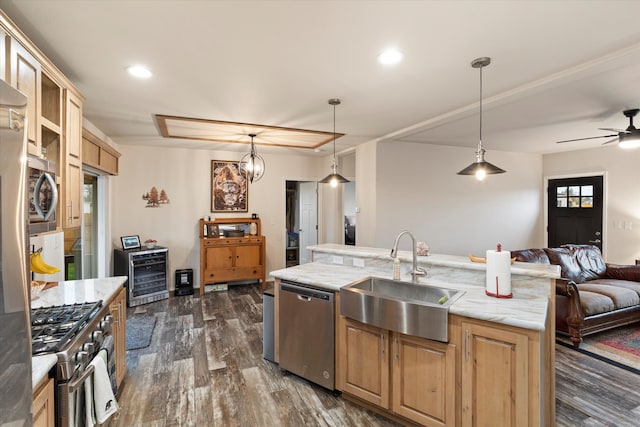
[320,98,349,187]
[240,133,265,183]
[457,57,505,180]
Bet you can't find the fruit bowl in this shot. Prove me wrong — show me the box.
[145,239,157,249]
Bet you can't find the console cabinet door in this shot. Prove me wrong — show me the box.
[461,321,529,427]
[392,333,455,427]
[339,318,390,409]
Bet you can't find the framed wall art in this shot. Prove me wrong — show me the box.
[211,160,248,212]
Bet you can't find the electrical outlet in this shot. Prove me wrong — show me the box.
[353,258,365,267]
[332,256,344,265]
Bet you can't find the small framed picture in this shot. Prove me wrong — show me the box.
[121,235,141,250]
[208,224,219,238]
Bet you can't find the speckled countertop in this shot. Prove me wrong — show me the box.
[31,276,127,389]
[271,245,560,333]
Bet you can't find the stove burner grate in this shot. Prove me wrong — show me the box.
[31,301,103,355]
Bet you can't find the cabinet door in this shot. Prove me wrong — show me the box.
[392,334,455,427]
[205,246,234,270]
[0,28,7,81]
[339,318,390,409]
[9,37,41,156]
[63,90,82,228]
[32,378,55,427]
[109,288,127,387]
[461,321,529,427]
[235,244,260,267]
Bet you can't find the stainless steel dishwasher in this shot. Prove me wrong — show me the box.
[279,280,335,390]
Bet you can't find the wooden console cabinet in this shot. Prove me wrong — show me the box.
[199,218,266,296]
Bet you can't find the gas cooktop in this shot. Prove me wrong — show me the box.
[31,301,103,355]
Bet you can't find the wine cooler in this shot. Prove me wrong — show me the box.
[114,247,169,306]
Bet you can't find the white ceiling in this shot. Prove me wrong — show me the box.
[2,0,640,157]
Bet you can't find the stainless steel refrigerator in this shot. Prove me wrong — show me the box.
[0,78,32,425]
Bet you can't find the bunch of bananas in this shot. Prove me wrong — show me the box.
[30,249,60,274]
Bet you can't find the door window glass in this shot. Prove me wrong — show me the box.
[556,185,593,209]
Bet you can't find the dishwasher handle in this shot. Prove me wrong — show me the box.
[280,282,334,302]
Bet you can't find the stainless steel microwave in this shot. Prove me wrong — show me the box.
[28,156,58,234]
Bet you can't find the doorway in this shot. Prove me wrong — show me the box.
[286,181,318,266]
[547,175,603,251]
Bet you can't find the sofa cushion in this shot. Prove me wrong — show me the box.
[544,245,606,283]
[576,290,615,316]
[577,283,640,310]
[567,244,607,280]
[511,248,550,264]
[587,278,640,298]
[605,264,640,282]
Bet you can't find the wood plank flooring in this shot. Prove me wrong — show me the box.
[114,284,640,426]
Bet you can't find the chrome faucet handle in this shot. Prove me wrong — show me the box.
[413,268,427,276]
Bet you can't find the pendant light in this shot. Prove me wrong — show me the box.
[240,133,265,183]
[320,98,349,187]
[457,57,505,180]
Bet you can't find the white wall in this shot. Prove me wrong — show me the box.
[544,144,640,264]
[111,145,323,289]
[355,141,377,247]
[373,141,544,255]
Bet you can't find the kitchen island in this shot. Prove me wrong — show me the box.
[270,244,560,427]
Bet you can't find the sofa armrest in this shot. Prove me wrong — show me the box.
[555,278,585,346]
[605,263,640,282]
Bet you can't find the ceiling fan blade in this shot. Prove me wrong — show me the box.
[598,127,627,133]
[555,134,618,144]
[601,137,619,145]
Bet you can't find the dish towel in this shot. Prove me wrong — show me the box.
[85,349,120,425]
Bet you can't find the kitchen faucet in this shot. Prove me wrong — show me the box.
[390,230,427,283]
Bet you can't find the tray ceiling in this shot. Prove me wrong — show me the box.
[155,115,343,150]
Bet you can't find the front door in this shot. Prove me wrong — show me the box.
[548,176,603,251]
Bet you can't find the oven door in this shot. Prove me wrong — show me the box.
[28,156,58,234]
[57,335,117,427]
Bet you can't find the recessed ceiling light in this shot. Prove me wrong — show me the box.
[377,48,403,66]
[127,65,152,79]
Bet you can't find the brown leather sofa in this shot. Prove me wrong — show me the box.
[512,244,640,347]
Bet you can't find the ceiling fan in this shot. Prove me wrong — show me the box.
[556,108,640,149]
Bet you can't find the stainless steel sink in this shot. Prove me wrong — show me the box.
[340,276,465,342]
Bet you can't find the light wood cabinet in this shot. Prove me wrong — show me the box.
[199,218,266,296]
[338,317,390,408]
[62,89,83,228]
[109,286,127,388]
[392,333,455,427]
[32,377,55,427]
[82,128,120,175]
[459,318,540,427]
[8,36,41,156]
[1,27,7,81]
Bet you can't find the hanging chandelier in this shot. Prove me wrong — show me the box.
[240,133,265,183]
[319,98,349,187]
[457,57,505,180]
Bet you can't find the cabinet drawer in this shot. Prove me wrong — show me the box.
[204,266,263,283]
[204,237,263,247]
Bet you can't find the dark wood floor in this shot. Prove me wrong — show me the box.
[115,284,640,426]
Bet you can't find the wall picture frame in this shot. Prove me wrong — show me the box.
[211,160,248,212]
[121,235,141,250]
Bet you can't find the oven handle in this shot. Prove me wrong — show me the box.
[68,364,95,394]
[33,171,58,221]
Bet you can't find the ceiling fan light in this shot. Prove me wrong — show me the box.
[619,136,640,149]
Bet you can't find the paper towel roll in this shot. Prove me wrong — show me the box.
[485,249,512,298]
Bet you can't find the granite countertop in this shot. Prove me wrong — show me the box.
[270,260,551,332]
[31,276,127,389]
